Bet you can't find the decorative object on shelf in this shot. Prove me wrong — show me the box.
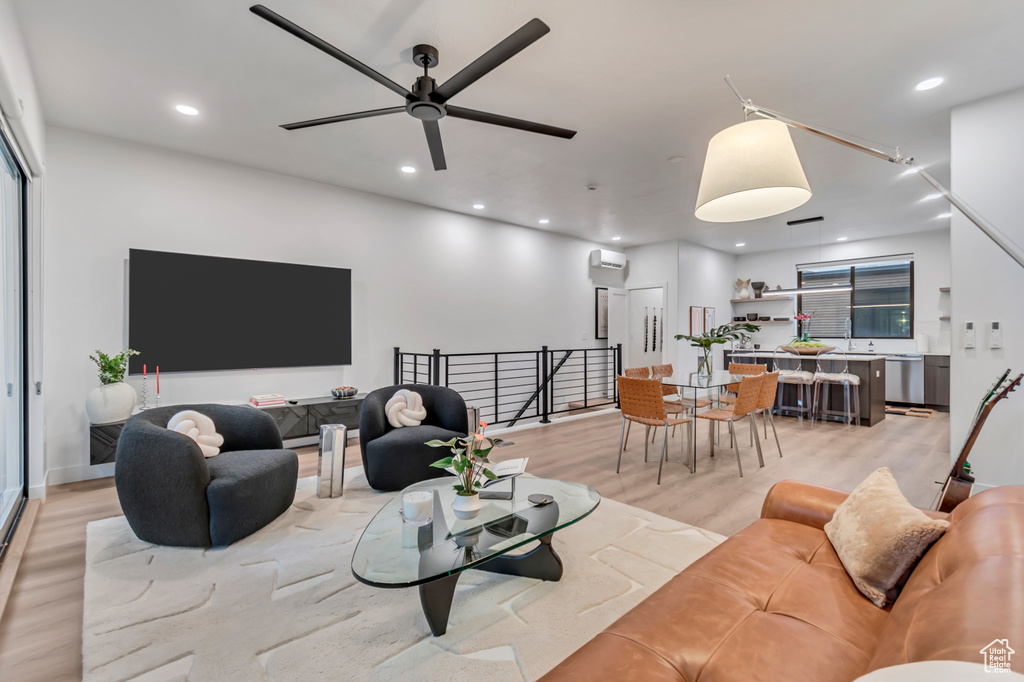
[676,322,760,377]
[385,389,427,428]
[759,316,771,321]
[734,316,745,322]
[746,312,759,322]
[776,284,782,290]
[86,348,140,424]
[774,317,790,321]
[751,281,766,298]
[652,310,658,352]
[644,307,649,352]
[331,386,358,399]
[595,288,609,340]
[690,306,703,336]
[735,278,751,299]
[427,418,505,520]
[704,307,716,333]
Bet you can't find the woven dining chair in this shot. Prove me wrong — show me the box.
[616,376,693,484]
[753,371,783,456]
[652,363,711,411]
[623,366,651,378]
[694,374,765,477]
[719,362,767,406]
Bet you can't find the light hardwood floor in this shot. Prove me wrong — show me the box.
[0,410,949,680]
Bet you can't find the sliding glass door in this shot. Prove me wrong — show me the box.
[0,130,25,543]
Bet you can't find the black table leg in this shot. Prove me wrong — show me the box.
[474,534,564,581]
[418,572,461,636]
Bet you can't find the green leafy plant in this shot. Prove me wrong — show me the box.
[427,419,505,496]
[675,323,760,375]
[88,348,139,385]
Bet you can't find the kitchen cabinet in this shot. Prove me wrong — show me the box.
[924,355,950,409]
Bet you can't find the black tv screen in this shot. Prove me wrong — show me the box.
[128,249,351,374]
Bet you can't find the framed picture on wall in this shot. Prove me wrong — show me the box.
[595,288,609,339]
[689,306,703,336]
[704,307,716,333]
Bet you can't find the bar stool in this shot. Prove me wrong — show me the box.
[812,350,861,426]
[773,347,815,422]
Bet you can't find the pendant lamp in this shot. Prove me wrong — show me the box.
[694,119,812,223]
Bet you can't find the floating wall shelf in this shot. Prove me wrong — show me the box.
[730,296,794,303]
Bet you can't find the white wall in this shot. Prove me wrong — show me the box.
[0,0,44,172]
[43,127,623,484]
[733,229,951,355]
[623,241,678,369]
[950,87,1024,490]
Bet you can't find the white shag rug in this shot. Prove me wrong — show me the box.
[83,469,724,681]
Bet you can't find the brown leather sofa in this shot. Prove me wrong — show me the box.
[541,481,1024,681]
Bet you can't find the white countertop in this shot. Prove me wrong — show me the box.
[727,350,951,359]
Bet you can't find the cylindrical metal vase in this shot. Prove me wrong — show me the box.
[317,424,347,499]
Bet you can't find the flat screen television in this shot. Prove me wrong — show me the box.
[128,249,351,374]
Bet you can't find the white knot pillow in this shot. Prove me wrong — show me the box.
[167,410,225,458]
[384,389,427,428]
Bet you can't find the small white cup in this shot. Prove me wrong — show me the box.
[401,490,433,526]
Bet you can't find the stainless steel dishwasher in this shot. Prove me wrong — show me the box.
[885,354,925,404]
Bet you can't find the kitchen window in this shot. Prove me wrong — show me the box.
[797,255,914,339]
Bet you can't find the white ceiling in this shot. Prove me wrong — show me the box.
[13,0,1024,251]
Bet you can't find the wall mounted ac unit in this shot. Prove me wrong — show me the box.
[590,249,626,270]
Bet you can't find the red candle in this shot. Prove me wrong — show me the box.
[156,366,160,394]
[143,364,147,377]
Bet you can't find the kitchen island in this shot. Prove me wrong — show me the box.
[724,350,886,426]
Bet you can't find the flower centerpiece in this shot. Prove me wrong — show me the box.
[784,311,833,354]
[676,322,760,377]
[426,419,504,519]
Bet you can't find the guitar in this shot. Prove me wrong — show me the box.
[936,369,1022,512]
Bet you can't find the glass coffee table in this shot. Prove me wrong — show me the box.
[351,476,601,636]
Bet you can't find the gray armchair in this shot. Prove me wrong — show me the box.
[359,384,469,491]
[114,404,298,547]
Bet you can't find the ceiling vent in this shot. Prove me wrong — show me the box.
[590,249,626,270]
[786,216,824,226]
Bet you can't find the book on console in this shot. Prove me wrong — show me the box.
[446,457,529,488]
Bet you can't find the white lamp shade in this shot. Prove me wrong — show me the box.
[695,119,812,222]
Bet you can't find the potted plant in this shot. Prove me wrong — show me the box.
[426,418,504,520]
[783,311,833,354]
[676,323,760,376]
[85,348,140,424]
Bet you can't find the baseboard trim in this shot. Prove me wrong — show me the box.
[47,462,115,487]
[0,498,40,624]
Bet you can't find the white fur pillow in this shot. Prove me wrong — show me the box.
[825,467,950,607]
[384,389,427,428]
[167,410,225,458]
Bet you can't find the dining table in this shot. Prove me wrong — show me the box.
[657,369,747,473]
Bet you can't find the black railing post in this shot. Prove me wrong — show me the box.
[432,348,441,386]
[540,345,550,423]
[615,343,623,407]
[583,349,589,408]
[393,347,401,384]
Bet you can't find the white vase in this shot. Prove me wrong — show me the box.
[451,493,483,520]
[86,382,137,424]
[739,287,751,299]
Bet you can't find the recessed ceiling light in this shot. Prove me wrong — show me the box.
[611,236,622,241]
[400,166,416,174]
[837,236,848,242]
[735,242,745,247]
[472,204,485,210]
[175,104,199,116]
[921,193,942,201]
[915,77,944,91]
[538,218,550,224]
[936,212,952,219]
[667,156,685,164]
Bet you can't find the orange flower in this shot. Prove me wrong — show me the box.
[480,419,488,429]
[474,432,484,441]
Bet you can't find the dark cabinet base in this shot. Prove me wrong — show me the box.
[90,394,365,465]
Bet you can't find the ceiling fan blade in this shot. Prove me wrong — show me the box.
[280,106,406,131]
[446,105,576,139]
[433,18,549,101]
[250,5,410,99]
[422,120,447,171]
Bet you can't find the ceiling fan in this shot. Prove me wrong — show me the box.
[250,5,577,171]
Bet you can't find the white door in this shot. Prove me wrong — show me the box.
[0,136,24,534]
[627,287,666,369]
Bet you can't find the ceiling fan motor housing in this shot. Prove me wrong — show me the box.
[408,74,446,121]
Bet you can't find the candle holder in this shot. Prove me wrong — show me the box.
[140,375,149,411]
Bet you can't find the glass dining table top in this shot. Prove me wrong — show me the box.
[351,476,601,588]
[658,370,748,388]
